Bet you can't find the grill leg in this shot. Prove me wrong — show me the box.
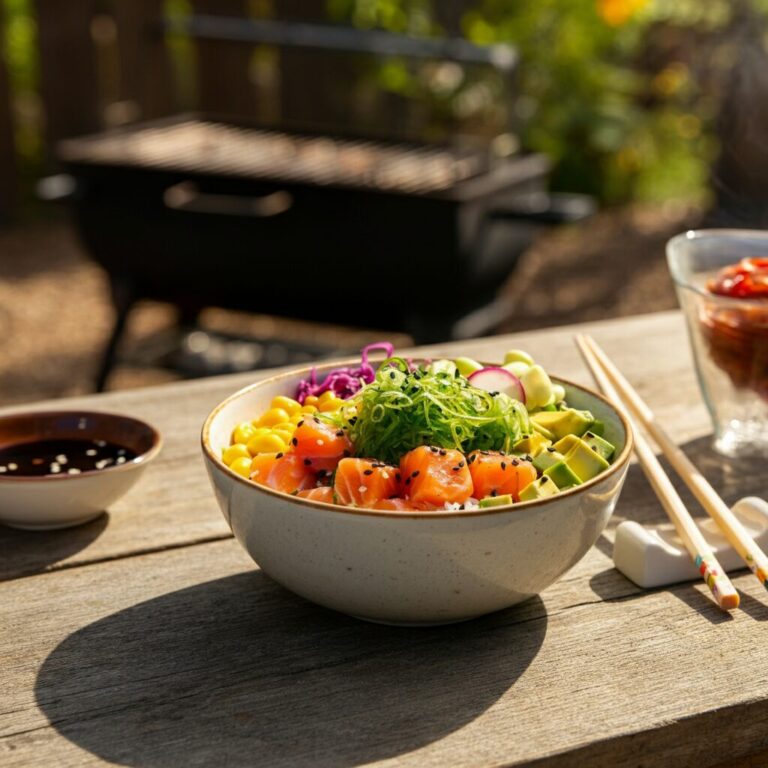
[95,276,135,392]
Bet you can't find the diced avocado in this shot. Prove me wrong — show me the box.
[589,419,604,437]
[552,434,582,454]
[583,431,615,461]
[530,408,594,440]
[543,460,582,489]
[563,440,610,482]
[479,493,514,508]
[512,433,551,458]
[533,449,564,473]
[530,420,554,441]
[455,357,483,377]
[519,475,559,501]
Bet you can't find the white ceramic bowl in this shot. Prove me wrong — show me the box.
[0,410,162,530]
[202,362,633,625]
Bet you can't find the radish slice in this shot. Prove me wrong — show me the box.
[468,367,526,404]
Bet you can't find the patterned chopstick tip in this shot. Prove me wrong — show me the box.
[695,553,740,611]
[744,553,768,588]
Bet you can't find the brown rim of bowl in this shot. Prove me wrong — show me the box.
[0,410,163,483]
[201,359,634,519]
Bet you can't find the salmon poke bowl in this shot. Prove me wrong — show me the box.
[202,344,633,624]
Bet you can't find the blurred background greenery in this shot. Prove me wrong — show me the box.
[4,0,768,213]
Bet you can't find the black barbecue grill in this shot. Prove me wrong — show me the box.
[44,18,593,389]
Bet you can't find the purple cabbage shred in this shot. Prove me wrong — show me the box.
[295,342,395,404]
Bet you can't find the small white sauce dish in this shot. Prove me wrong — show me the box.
[202,362,633,625]
[0,410,162,530]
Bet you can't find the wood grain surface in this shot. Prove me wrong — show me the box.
[3,311,768,767]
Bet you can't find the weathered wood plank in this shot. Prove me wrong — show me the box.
[4,311,760,583]
[34,0,100,160]
[113,0,174,120]
[0,1,16,220]
[191,0,255,117]
[2,537,768,767]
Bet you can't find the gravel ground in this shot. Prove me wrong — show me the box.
[0,203,700,405]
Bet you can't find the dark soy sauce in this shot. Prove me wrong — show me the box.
[0,439,138,477]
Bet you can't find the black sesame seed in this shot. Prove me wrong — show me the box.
[547,446,556,453]
[304,459,312,466]
[336,431,344,437]
[490,489,497,497]
[525,455,533,462]
[541,476,549,483]
[276,452,284,459]
[490,391,499,397]
[395,473,401,482]
[511,458,519,466]
[297,420,304,428]
[390,371,396,379]
[363,469,373,476]
[405,477,411,485]
[501,462,507,470]
[458,461,465,468]
[412,470,420,478]
[291,438,298,446]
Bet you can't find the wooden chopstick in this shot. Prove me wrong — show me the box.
[581,333,768,595]
[575,334,740,611]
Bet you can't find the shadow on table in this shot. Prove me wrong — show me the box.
[587,433,768,622]
[0,513,108,580]
[36,570,548,768]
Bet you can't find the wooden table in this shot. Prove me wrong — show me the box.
[3,310,768,768]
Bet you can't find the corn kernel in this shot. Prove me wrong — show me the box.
[272,428,294,444]
[317,391,336,404]
[257,407,291,427]
[318,397,343,412]
[270,395,302,415]
[272,421,295,433]
[232,421,257,445]
[301,404,318,414]
[229,456,253,478]
[248,433,287,455]
[289,412,305,425]
[304,395,319,406]
[222,443,250,466]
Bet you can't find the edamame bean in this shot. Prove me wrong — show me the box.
[521,364,553,409]
[503,349,534,366]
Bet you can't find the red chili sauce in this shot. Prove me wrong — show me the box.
[702,257,768,400]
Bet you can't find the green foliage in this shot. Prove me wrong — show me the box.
[328,0,756,204]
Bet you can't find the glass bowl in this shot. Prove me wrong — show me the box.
[667,229,768,457]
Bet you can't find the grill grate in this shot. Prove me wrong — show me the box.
[60,119,488,195]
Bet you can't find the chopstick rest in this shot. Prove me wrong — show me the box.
[614,497,768,588]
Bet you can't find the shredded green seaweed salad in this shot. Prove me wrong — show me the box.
[324,357,530,465]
